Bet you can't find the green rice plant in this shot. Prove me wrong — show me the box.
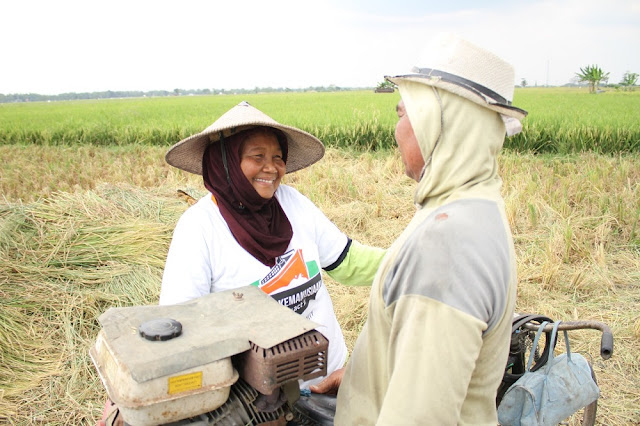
[507,88,640,153]
[527,202,538,228]
[0,91,400,149]
[2,88,639,153]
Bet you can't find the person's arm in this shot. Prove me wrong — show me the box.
[374,200,512,423]
[310,241,386,394]
[324,239,386,286]
[159,208,212,305]
[283,185,386,286]
[376,296,485,424]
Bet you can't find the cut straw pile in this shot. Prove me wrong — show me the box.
[0,185,188,424]
[1,149,639,425]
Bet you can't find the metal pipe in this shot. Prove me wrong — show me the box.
[522,320,613,360]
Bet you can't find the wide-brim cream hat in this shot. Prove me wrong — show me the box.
[386,33,527,121]
[165,101,325,175]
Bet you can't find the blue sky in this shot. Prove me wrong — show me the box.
[1,0,639,94]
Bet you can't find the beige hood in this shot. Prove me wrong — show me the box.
[398,80,506,209]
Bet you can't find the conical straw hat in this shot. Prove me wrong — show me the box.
[166,101,325,175]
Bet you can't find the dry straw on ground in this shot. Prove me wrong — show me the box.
[0,147,638,425]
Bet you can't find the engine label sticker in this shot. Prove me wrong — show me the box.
[168,371,202,394]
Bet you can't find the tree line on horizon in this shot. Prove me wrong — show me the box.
[3,65,637,103]
[0,85,371,103]
[519,66,638,92]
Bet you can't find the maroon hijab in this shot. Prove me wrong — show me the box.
[202,128,292,267]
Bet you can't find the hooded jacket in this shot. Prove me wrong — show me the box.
[335,80,518,425]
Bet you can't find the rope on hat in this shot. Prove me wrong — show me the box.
[218,131,245,210]
[219,131,232,186]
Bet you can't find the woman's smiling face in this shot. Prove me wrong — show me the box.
[240,130,286,199]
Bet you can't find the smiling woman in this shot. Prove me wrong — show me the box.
[238,128,287,199]
[93,100,387,424]
[157,100,385,388]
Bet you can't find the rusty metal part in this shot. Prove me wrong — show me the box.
[234,330,329,395]
[522,320,613,360]
[180,378,287,425]
[254,388,288,413]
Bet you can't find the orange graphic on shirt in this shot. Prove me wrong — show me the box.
[261,249,309,294]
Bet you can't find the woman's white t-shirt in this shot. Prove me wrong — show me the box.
[160,184,349,385]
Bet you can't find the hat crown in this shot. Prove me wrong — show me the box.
[203,101,277,133]
[416,33,515,103]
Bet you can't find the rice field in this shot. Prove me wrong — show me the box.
[0,91,397,151]
[1,89,640,424]
[1,88,639,153]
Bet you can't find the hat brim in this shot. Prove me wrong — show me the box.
[386,74,527,121]
[165,121,325,175]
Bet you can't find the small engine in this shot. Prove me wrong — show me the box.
[90,286,329,425]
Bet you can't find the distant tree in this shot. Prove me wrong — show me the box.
[374,80,395,93]
[0,85,365,103]
[569,76,581,86]
[620,71,638,91]
[520,78,527,88]
[576,65,610,93]
[377,80,395,89]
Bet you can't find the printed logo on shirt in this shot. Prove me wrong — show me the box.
[260,249,309,294]
[251,249,323,314]
[271,275,322,313]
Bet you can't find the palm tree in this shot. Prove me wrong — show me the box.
[576,65,610,93]
[620,72,638,91]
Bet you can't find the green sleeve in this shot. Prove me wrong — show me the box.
[326,240,386,286]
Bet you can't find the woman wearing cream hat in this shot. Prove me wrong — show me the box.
[160,101,385,392]
[98,101,385,425]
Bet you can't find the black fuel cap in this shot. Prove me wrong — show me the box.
[139,318,182,341]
